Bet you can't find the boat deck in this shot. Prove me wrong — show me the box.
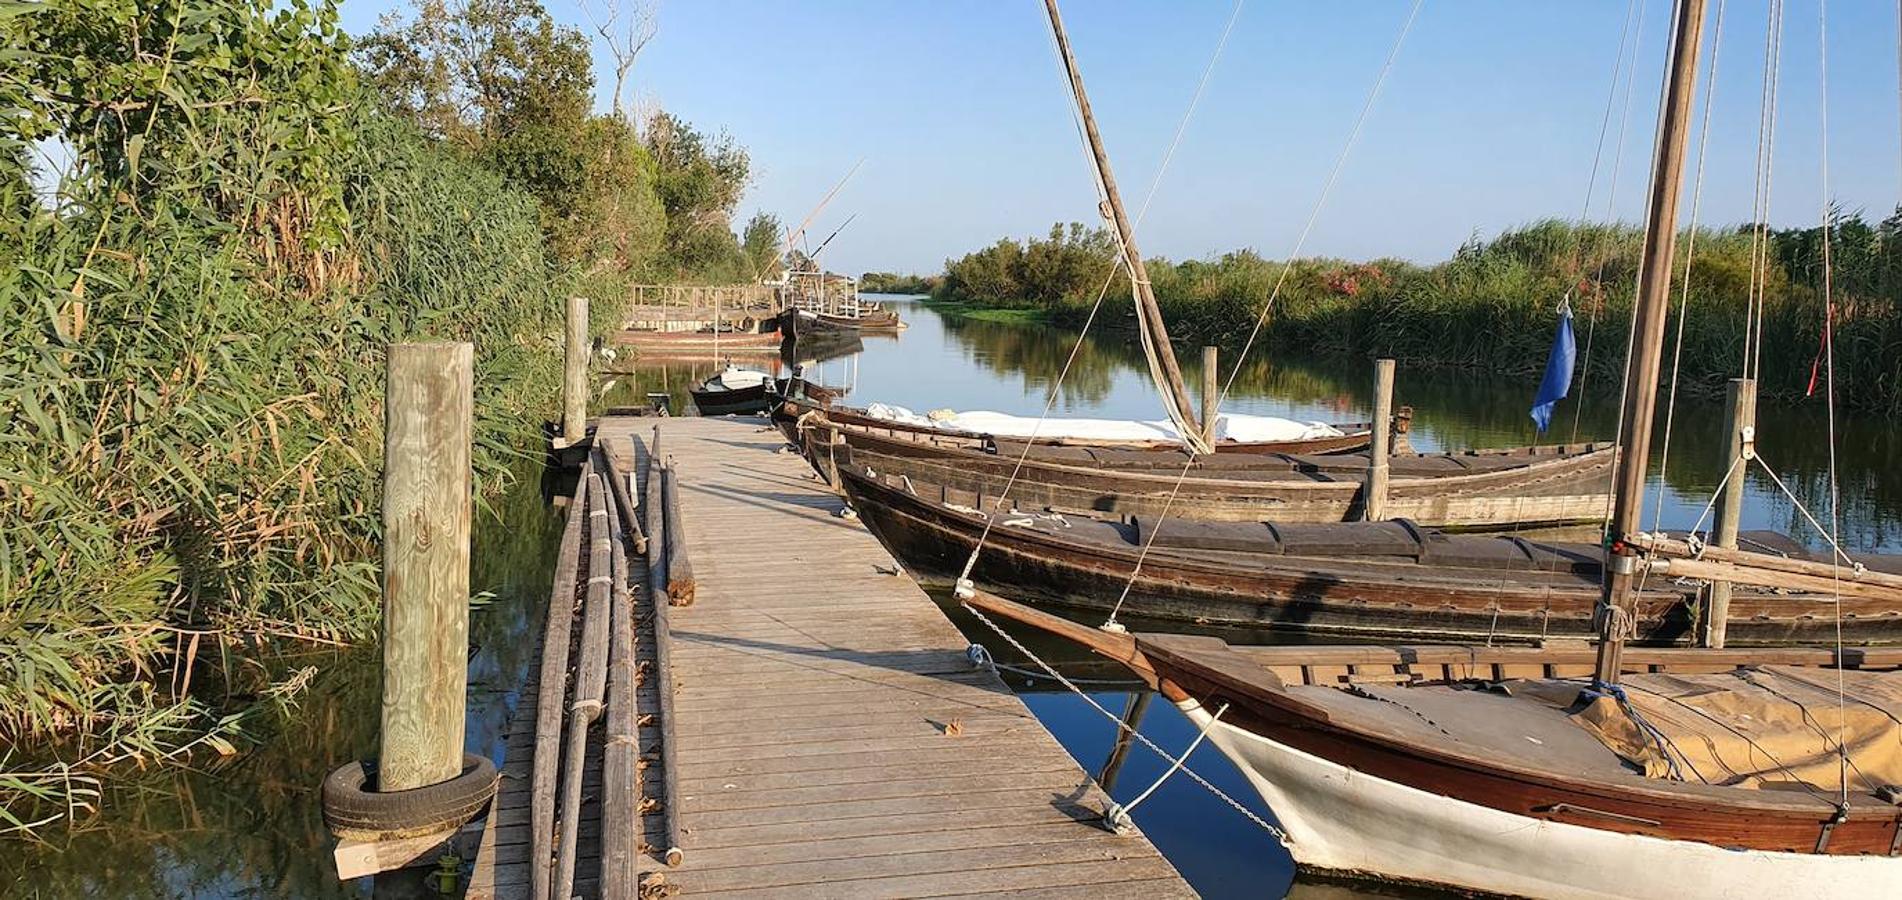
[468,415,1190,898]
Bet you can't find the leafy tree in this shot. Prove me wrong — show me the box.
[741,211,782,279]
[356,0,593,146]
[645,111,750,275]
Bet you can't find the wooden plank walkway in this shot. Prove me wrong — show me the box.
[473,415,1190,898]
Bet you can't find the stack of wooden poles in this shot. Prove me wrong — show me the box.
[525,427,694,899]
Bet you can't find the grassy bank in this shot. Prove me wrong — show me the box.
[918,295,1053,326]
[934,218,1902,412]
[1,0,764,833]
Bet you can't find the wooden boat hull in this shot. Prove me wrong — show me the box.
[772,396,1378,455]
[845,470,1902,644]
[823,423,1613,528]
[689,381,772,416]
[613,328,785,352]
[1180,698,1902,899]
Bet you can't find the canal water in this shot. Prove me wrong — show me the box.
[8,295,1894,898]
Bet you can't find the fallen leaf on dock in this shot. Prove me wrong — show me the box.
[943,717,964,737]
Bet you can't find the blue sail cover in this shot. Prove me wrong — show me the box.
[1529,309,1576,433]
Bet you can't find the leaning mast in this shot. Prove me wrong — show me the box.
[1595,0,1710,684]
[1043,0,1207,450]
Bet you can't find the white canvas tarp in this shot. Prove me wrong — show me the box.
[860,403,1344,444]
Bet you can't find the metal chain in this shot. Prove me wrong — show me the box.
[962,602,1291,845]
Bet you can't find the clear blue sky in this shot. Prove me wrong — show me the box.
[338,1,1902,277]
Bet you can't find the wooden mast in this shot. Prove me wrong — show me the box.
[1042,0,1204,445]
[1595,0,1709,685]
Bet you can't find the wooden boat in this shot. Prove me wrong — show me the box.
[771,394,1387,455]
[781,304,905,336]
[768,375,841,408]
[812,414,1611,527]
[964,589,1902,899]
[611,327,784,352]
[844,467,1902,644]
[688,366,776,416]
[948,4,1902,895]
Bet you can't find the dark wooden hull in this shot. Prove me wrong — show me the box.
[689,382,772,416]
[822,422,1613,528]
[843,469,1902,645]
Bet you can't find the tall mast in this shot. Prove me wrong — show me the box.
[1595,0,1709,685]
[1043,0,1206,448]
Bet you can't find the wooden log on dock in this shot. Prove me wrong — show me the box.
[554,472,613,900]
[598,447,642,898]
[601,441,648,555]
[661,464,696,606]
[637,436,686,867]
[529,459,589,900]
[378,342,473,792]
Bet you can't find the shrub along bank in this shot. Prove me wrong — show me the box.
[933,218,1902,412]
[0,0,768,831]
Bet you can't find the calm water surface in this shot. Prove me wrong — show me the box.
[10,295,1896,898]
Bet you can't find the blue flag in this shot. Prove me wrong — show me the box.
[1529,309,1576,433]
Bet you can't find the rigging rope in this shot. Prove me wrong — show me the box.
[1649,0,1730,531]
[953,0,1245,584]
[1743,0,1786,382]
[1572,0,1649,445]
[962,602,1290,844]
[1105,0,1423,625]
[1815,0,1850,809]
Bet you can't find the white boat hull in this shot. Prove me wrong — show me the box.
[1177,699,1902,899]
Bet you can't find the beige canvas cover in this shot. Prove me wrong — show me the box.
[1515,667,1902,792]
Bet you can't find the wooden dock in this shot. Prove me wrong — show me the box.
[468,415,1190,898]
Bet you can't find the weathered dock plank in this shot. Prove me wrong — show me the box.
[471,415,1190,898]
[596,415,1188,897]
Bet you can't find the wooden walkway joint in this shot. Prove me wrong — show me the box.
[469,416,1190,899]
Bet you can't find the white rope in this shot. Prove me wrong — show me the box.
[1815,0,1850,809]
[955,0,1245,583]
[1107,0,1424,625]
[1107,701,1230,827]
[1743,0,1786,381]
[1572,0,1648,445]
[1750,452,1855,570]
[962,602,1290,845]
[1650,0,1730,531]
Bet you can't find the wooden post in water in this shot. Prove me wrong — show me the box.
[378,342,473,792]
[1364,358,1395,522]
[1200,346,1220,446]
[563,295,589,445]
[1701,377,1757,648]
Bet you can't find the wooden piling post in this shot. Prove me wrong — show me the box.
[1364,358,1395,522]
[1200,346,1219,447]
[378,342,473,792]
[1701,377,1757,649]
[563,295,589,445]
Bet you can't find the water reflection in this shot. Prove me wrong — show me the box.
[1,459,563,899]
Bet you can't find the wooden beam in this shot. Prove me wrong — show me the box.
[662,464,697,606]
[529,459,590,900]
[564,295,589,445]
[1042,0,1201,443]
[599,448,642,899]
[1200,346,1219,447]
[1365,358,1395,522]
[379,342,473,792]
[555,472,613,900]
[639,434,686,867]
[1702,377,1756,648]
[1597,0,1708,685]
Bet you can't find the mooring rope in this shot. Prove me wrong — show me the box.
[1103,0,1423,626]
[962,602,1290,845]
[953,0,1245,585]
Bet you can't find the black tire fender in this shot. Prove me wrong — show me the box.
[321,752,498,841]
